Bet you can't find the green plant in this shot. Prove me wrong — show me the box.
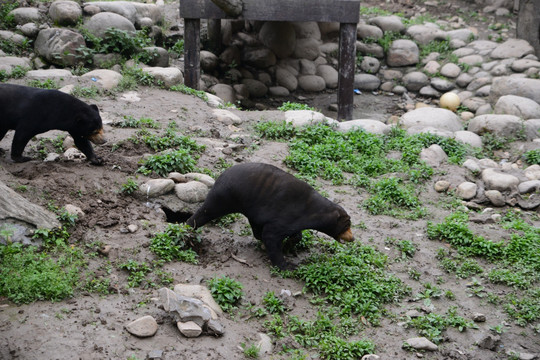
[71,85,101,99]
[523,149,540,165]
[113,116,160,129]
[120,178,139,195]
[262,291,286,314]
[241,342,260,358]
[397,239,416,259]
[150,223,202,263]
[137,149,198,177]
[168,39,184,57]
[0,1,18,30]
[169,84,209,101]
[118,260,151,288]
[0,224,16,243]
[278,101,315,111]
[26,79,59,89]
[207,276,244,312]
[0,242,83,303]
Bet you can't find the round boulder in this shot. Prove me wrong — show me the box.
[49,0,82,26]
[84,12,136,38]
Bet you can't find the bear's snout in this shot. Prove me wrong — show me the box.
[338,228,354,243]
[88,128,106,144]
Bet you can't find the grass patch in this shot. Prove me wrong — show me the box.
[150,223,202,263]
[278,101,316,111]
[207,276,244,313]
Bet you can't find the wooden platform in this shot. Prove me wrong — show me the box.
[180,0,361,120]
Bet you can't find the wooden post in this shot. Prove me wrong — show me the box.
[184,18,201,89]
[207,19,222,53]
[337,22,356,121]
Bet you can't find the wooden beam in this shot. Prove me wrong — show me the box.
[337,22,356,121]
[207,19,222,54]
[180,0,360,23]
[184,18,201,89]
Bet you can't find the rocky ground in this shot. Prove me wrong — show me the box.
[1,0,540,359]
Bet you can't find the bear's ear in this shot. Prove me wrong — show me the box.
[90,104,99,111]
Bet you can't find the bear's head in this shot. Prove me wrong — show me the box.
[77,104,106,144]
[332,207,354,243]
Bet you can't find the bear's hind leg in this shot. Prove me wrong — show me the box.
[10,130,34,162]
[261,228,294,270]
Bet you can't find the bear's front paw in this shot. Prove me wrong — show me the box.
[90,156,104,166]
[12,155,32,163]
[277,261,298,271]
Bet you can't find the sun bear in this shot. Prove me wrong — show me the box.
[186,162,354,270]
[0,84,106,165]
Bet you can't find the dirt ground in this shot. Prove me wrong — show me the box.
[1,0,540,359]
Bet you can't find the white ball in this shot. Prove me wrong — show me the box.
[440,92,460,112]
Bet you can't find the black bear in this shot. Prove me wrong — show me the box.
[0,84,106,165]
[186,162,354,270]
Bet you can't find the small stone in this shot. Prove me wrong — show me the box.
[405,337,438,351]
[456,182,477,200]
[127,224,138,233]
[177,321,202,338]
[485,190,505,207]
[406,310,423,318]
[361,355,380,360]
[476,333,501,350]
[472,313,486,322]
[125,315,158,338]
[257,333,273,354]
[148,349,163,359]
[434,181,450,192]
[206,319,225,336]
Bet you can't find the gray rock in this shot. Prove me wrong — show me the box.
[206,319,225,336]
[177,321,202,338]
[402,71,429,91]
[504,350,539,360]
[490,38,535,59]
[431,78,455,92]
[175,181,209,203]
[490,77,540,105]
[174,284,222,316]
[494,95,540,120]
[299,59,316,75]
[242,78,268,97]
[459,54,484,66]
[268,86,289,96]
[468,40,499,54]
[434,180,450,192]
[463,159,481,173]
[84,12,136,38]
[143,46,169,67]
[316,65,338,89]
[0,180,60,245]
[475,85,491,97]
[242,48,276,68]
[481,168,519,191]
[293,38,321,60]
[420,144,448,167]
[292,21,321,40]
[524,119,540,140]
[361,355,380,360]
[210,84,235,104]
[467,77,492,91]
[259,21,295,59]
[468,114,524,138]
[0,56,32,74]
[525,165,540,180]
[456,72,474,87]
[423,60,440,75]
[476,333,501,350]
[147,350,163,359]
[485,190,505,206]
[184,173,215,188]
[82,1,162,27]
[419,85,441,98]
[276,67,298,91]
[354,73,380,91]
[49,0,82,26]
[406,24,446,45]
[369,15,405,33]
[518,195,540,210]
[456,181,478,200]
[159,288,212,327]
[511,58,540,73]
[257,333,273,355]
[357,24,383,40]
[518,180,540,194]
[125,316,158,338]
[454,131,482,148]
[360,56,380,74]
[462,97,487,112]
[405,337,438,351]
[400,107,462,132]
[356,41,385,58]
[472,313,486,322]
[140,179,174,197]
[387,39,419,67]
[142,67,183,88]
[18,23,39,38]
[34,28,85,67]
[447,28,475,42]
[284,110,335,127]
[298,75,326,92]
[81,69,122,90]
[9,7,42,24]
[337,119,389,135]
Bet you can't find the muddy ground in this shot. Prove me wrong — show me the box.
[1,0,540,359]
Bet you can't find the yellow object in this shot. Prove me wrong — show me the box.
[440,92,460,112]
